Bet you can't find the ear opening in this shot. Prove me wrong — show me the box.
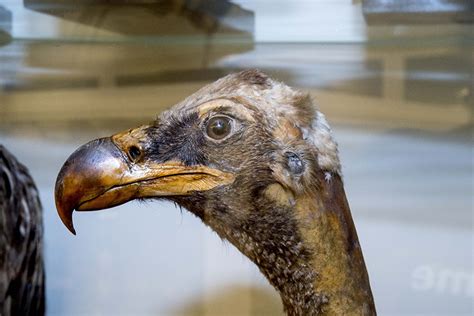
[276,90,341,176]
[270,142,321,195]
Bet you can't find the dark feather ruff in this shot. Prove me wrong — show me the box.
[0,145,45,316]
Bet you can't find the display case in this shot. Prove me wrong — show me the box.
[0,1,472,315]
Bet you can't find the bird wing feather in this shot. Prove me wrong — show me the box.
[0,145,45,316]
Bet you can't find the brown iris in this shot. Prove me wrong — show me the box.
[206,116,232,140]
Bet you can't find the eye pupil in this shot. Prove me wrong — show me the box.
[211,120,226,135]
[206,116,232,140]
[128,146,141,160]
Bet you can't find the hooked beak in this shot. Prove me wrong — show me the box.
[54,126,234,235]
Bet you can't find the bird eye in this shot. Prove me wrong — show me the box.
[128,145,141,161]
[206,116,232,140]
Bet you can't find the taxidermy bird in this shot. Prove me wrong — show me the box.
[55,70,376,315]
[0,145,45,316]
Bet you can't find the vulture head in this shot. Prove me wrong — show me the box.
[55,70,375,315]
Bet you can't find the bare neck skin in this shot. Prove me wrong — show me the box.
[203,173,376,315]
[293,173,376,315]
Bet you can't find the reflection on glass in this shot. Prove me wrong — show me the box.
[0,0,472,315]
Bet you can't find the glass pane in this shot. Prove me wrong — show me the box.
[0,1,472,315]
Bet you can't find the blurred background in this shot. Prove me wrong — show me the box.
[0,0,472,315]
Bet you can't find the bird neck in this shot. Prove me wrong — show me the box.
[212,173,376,315]
[291,173,376,315]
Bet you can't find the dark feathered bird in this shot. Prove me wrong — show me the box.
[55,70,376,315]
[0,145,45,316]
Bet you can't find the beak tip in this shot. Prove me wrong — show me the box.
[59,209,77,235]
[55,170,78,235]
[66,222,77,235]
[55,198,77,235]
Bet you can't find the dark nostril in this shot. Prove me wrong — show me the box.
[128,146,141,161]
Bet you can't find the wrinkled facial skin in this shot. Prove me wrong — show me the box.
[144,101,277,221]
[55,70,321,234]
[54,95,288,234]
